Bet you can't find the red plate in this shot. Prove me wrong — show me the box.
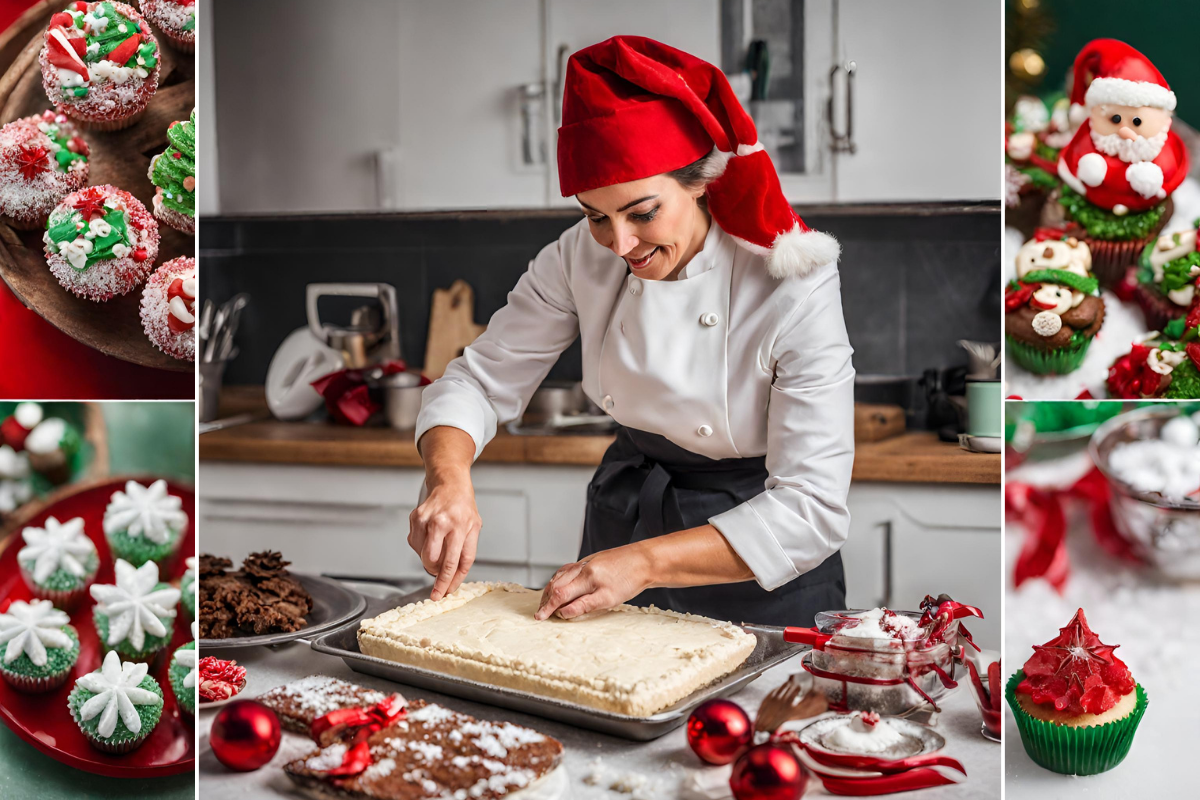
[0,478,195,778]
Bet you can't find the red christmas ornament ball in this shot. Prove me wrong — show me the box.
[686,698,753,765]
[730,743,807,800]
[210,700,282,772]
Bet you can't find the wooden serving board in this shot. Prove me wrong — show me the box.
[0,1,193,372]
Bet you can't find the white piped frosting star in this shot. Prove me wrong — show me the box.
[0,599,71,666]
[175,622,198,690]
[183,556,197,583]
[19,516,96,584]
[103,479,187,544]
[90,559,180,651]
[76,651,161,738]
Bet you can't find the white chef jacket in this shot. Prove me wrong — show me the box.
[415,218,855,591]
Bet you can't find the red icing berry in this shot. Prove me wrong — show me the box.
[13,145,50,181]
[106,34,141,66]
[72,187,108,220]
[50,12,74,28]
[172,151,182,159]
[133,247,149,262]
[1017,609,1135,716]
[74,1,88,12]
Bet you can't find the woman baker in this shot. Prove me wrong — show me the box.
[408,36,854,627]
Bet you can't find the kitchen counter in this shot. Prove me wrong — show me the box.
[197,585,1000,800]
[201,387,1000,483]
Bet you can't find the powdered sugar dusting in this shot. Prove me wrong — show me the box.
[0,115,88,225]
[303,743,346,772]
[261,675,386,717]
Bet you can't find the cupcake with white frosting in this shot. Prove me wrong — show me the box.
[0,444,33,520]
[90,558,180,662]
[103,478,187,566]
[68,650,164,753]
[18,515,99,609]
[822,712,914,756]
[169,620,196,719]
[0,599,79,693]
[180,555,196,620]
[24,415,81,485]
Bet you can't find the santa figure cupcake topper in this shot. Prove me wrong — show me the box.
[1057,39,1189,215]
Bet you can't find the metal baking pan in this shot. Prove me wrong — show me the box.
[309,588,807,740]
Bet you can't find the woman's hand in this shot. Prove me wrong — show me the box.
[535,544,654,620]
[411,426,482,600]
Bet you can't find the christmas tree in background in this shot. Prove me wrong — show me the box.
[1006,0,1055,112]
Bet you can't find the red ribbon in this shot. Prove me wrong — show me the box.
[308,695,408,778]
[1006,467,1141,592]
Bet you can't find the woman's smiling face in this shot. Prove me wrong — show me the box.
[577,173,708,281]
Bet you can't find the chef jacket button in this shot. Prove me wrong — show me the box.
[629,280,641,296]
[602,395,615,411]
[697,425,713,437]
[700,312,719,327]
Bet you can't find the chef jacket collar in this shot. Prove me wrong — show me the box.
[677,218,725,281]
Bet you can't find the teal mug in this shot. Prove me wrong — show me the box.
[966,379,1002,438]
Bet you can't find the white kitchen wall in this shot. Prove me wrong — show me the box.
[198,0,218,216]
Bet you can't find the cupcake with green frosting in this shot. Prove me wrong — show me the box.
[148,109,194,235]
[103,478,188,566]
[169,620,196,719]
[91,558,181,663]
[180,556,196,620]
[18,515,99,609]
[0,599,79,693]
[1008,609,1146,775]
[68,649,164,753]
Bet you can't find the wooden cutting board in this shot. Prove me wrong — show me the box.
[854,403,906,443]
[423,280,486,380]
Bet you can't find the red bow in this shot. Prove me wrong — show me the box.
[308,695,408,778]
[1006,468,1141,592]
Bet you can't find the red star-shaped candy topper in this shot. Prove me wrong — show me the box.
[72,187,108,220]
[13,144,49,180]
[1017,609,1135,716]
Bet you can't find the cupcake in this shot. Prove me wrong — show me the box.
[23,416,81,485]
[103,479,188,566]
[0,445,33,520]
[43,184,159,302]
[39,2,161,131]
[168,620,196,719]
[1048,40,1188,287]
[1007,609,1147,775]
[148,111,195,234]
[1006,232,1103,375]
[136,0,194,52]
[180,555,196,620]
[0,402,44,451]
[140,256,195,361]
[1107,316,1200,399]
[0,599,79,693]
[68,649,164,753]
[90,558,181,662]
[18,516,100,609]
[1005,96,1061,238]
[0,110,89,230]
[1127,219,1200,332]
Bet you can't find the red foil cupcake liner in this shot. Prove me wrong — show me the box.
[1133,282,1188,332]
[1,668,72,694]
[1083,236,1158,289]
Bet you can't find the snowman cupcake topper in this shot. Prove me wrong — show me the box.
[103,479,186,544]
[0,599,71,667]
[89,559,180,650]
[19,516,96,583]
[75,650,161,738]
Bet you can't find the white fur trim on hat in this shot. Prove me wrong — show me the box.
[749,226,841,279]
[1077,152,1107,188]
[1085,77,1176,111]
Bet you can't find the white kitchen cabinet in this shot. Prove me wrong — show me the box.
[200,460,998,646]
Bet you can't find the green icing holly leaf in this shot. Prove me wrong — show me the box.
[47,212,82,246]
[83,208,130,267]
[1021,268,1098,295]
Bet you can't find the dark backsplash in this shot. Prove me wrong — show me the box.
[199,204,1000,388]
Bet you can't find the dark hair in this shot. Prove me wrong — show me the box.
[665,149,726,191]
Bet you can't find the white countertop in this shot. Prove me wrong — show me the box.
[1006,451,1200,797]
[197,585,1000,799]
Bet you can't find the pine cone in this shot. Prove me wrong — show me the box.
[199,554,233,577]
[242,550,292,580]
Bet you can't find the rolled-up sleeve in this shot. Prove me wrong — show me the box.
[709,266,855,590]
[414,236,581,460]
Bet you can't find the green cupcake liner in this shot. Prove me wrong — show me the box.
[1007,334,1092,375]
[1006,671,1148,776]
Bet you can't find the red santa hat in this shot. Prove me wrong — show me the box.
[557,36,839,278]
[1070,39,1176,119]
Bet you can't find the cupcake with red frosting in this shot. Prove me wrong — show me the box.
[139,256,195,361]
[136,0,194,53]
[43,184,158,302]
[1007,609,1147,775]
[0,110,89,230]
[39,2,161,131]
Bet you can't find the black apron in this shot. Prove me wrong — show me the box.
[580,426,845,627]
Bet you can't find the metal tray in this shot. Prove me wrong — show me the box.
[309,589,807,741]
[200,574,367,650]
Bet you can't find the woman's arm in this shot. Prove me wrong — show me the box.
[410,426,480,600]
[535,524,754,620]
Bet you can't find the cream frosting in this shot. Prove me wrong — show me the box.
[102,479,187,543]
[358,583,756,717]
[89,559,180,650]
[174,622,197,689]
[19,515,96,583]
[75,651,161,737]
[822,713,909,754]
[24,418,66,455]
[837,608,922,641]
[0,599,71,666]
